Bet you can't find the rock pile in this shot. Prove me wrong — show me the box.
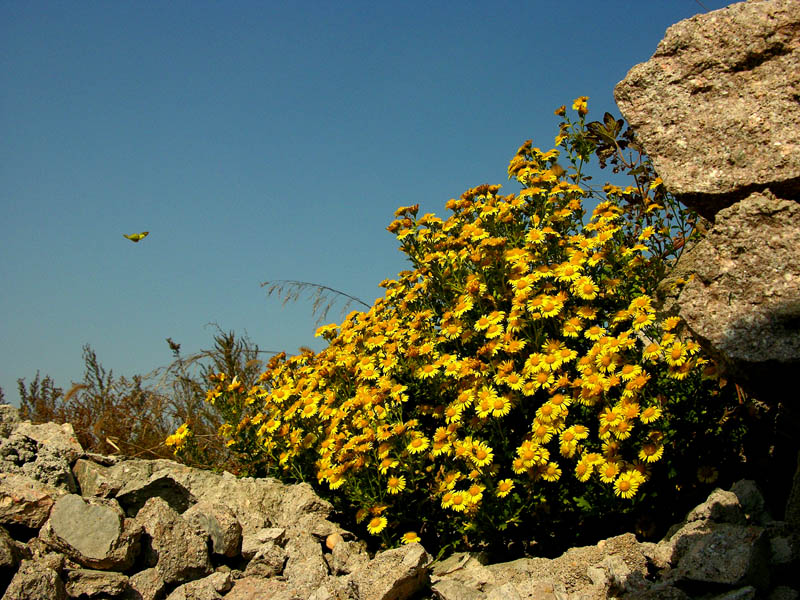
[0,405,798,599]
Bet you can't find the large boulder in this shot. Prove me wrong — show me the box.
[134,496,212,585]
[39,494,141,571]
[614,0,800,218]
[670,190,800,399]
[0,473,66,529]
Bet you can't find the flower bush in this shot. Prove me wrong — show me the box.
[168,99,756,558]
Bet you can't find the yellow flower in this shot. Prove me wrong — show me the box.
[165,423,191,448]
[315,323,339,338]
[367,516,388,535]
[638,443,664,463]
[599,461,621,483]
[572,96,589,115]
[555,262,582,282]
[491,394,512,418]
[407,435,430,454]
[226,376,243,393]
[416,363,440,379]
[614,470,644,499]
[575,459,593,482]
[631,311,656,331]
[387,475,407,494]
[584,325,606,340]
[666,342,688,367]
[447,491,468,512]
[470,441,494,467]
[611,418,634,440]
[526,228,546,245]
[639,405,662,424]
[541,462,562,482]
[401,532,421,544]
[496,478,515,498]
[572,276,598,300]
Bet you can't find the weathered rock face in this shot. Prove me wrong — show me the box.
[614,0,800,218]
[616,0,800,407]
[0,404,797,599]
[668,190,800,397]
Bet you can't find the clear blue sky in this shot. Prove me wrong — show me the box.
[1,1,733,406]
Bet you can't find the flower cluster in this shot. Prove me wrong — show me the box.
[170,99,732,554]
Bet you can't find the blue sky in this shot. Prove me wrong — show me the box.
[1,0,733,405]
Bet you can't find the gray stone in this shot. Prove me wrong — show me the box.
[711,587,758,600]
[21,445,77,493]
[117,473,197,517]
[586,554,648,595]
[72,458,125,498]
[127,567,166,600]
[624,583,693,600]
[0,472,65,528]
[490,580,570,600]
[40,494,141,571]
[224,576,289,600]
[1,558,66,600]
[164,571,233,600]
[0,526,19,567]
[135,496,211,585]
[350,543,432,600]
[430,552,494,593]
[686,488,747,525]
[671,523,771,591]
[0,406,20,438]
[242,541,286,578]
[64,568,129,598]
[278,482,338,537]
[614,0,800,217]
[0,526,22,595]
[675,191,800,399]
[240,526,286,560]
[282,531,330,597]
[431,578,485,600]
[182,501,242,558]
[12,421,84,464]
[326,536,369,576]
[731,480,770,524]
[0,433,38,472]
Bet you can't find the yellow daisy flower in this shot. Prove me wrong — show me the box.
[387,475,407,494]
[496,478,515,498]
[401,532,421,544]
[638,443,664,463]
[367,516,388,535]
[407,436,430,454]
[639,405,662,424]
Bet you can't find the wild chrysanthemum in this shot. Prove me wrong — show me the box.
[574,459,593,482]
[367,516,388,535]
[639,405,662,424]
[614,470,643,499]
[407,435,430,454]
[496,478,515,498]
[541,462,562,482]
[387,475,407,494]
[599,461,621,483]
[470,441,494,467]
[401,532,421,544]
[638,443,664,463]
